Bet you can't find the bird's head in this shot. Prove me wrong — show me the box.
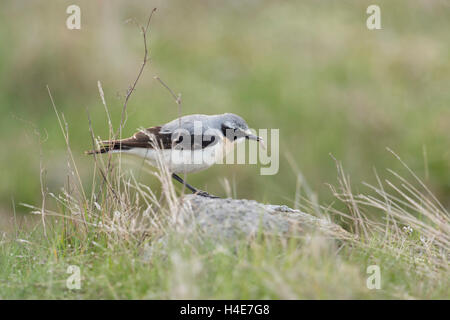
[220,113,265,149]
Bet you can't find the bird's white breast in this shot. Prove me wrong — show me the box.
[116,136,244,174]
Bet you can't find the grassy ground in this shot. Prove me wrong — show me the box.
[1,232,447,299]
[0,1,449,299]
[0,150,448,299]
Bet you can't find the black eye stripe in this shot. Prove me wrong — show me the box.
[221,127,247,141]
[221,124,231,137]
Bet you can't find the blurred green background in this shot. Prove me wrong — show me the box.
[0,0,449,223]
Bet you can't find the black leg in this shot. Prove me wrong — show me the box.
[171,173,220,198]
[171,173,198,193]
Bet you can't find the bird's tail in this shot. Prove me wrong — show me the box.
[85,140,126,155]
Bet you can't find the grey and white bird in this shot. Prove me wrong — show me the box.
[86,113,264,197]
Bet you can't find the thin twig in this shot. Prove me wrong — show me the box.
[116,7,157,138]
[154,76,182,126]
[114,8,157,195]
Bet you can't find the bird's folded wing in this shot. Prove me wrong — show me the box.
[117,126,172,149]
[87,126,221,154]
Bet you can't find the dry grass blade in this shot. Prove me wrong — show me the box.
[327,153,449,275]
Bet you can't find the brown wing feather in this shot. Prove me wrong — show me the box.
[85,126,173,154]
[114,126,172,149]
[86,125,221,155]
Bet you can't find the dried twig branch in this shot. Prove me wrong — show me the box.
[154,76,182,125]
[108,8,157,194]
[117,7,157,139]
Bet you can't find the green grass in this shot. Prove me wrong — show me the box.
[1,218,448,299]
[0,149,448,299]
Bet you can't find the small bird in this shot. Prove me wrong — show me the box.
[86,113,264,197]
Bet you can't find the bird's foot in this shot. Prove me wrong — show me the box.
[194,190,221,199]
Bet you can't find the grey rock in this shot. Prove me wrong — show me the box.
[142,195,354,262]
[179,195,353,241]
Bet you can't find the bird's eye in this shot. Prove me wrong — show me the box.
[221,123,234,137]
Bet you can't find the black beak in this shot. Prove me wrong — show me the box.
[245,134,261,142]
[244,131,266,149]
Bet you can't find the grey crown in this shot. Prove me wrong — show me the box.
[160,113,249,136]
